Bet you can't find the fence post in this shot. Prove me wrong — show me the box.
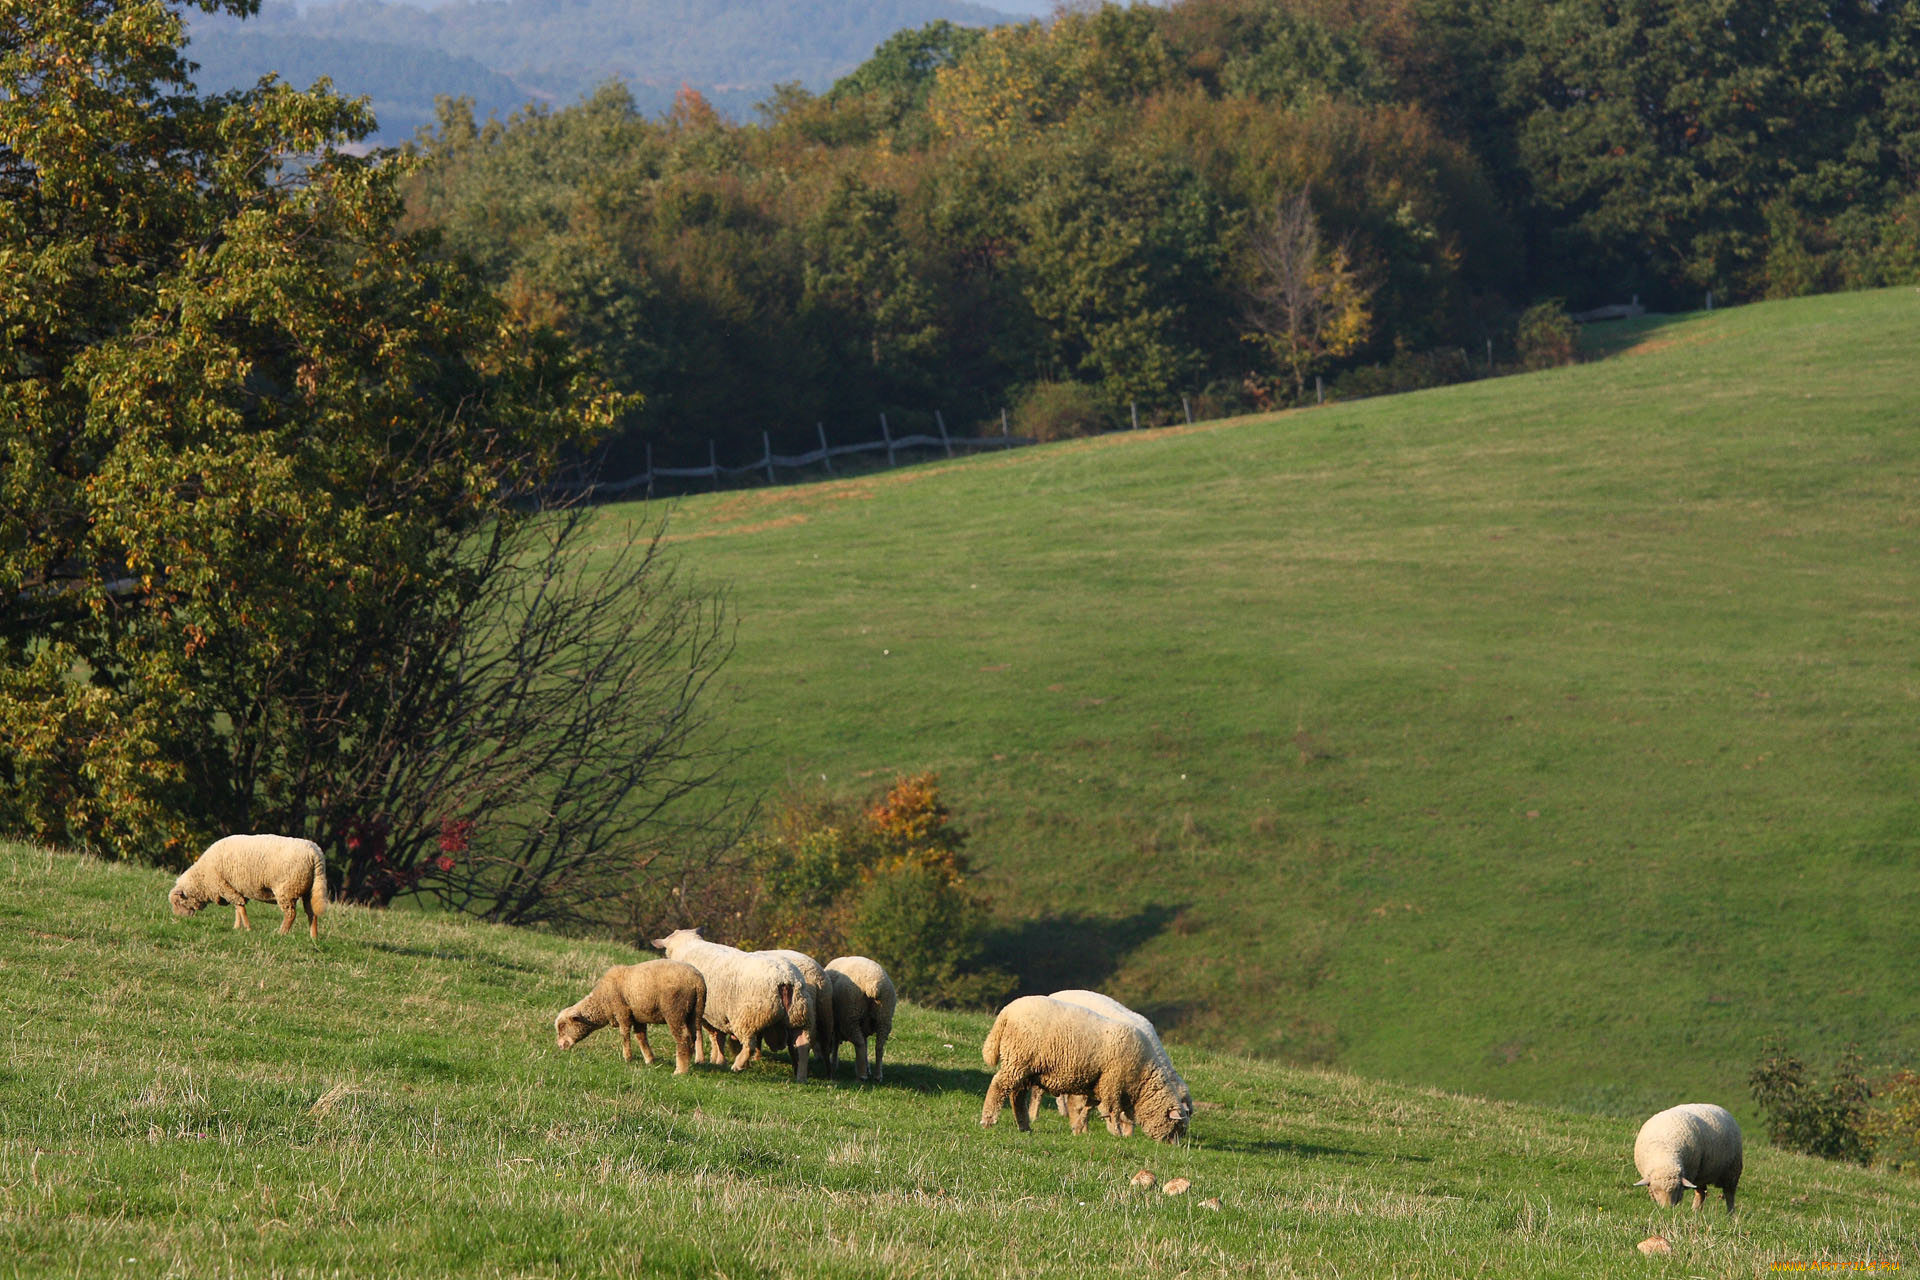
[881,413,894,468]
[1001,408,1010,438]
[762,431,775,484]
[818,423,832,475]
[709,439,720,490]
[1487,338,1493,370]
[1315,376,1323,405]
[1130,402,1138,430]
[1706,289,1714,311]
[935,410,953,458]
[645,441,655,500]
[1183,394,1192,425]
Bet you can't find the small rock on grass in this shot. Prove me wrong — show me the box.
[1636,1235,1671,1256]
[1163,1178,1191,1196]
[1130,1169,1157,1190]
[1199,1197,1221,1211]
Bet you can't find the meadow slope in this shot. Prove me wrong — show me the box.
[623,289,1920,1117]
[3,845,1914,1278]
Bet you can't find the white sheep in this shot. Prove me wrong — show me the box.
[1046,989,1192,1135]
[1633,1103,1744,1213]
[980,995,1189,1143]
[760,948,836,1080]
[554,960,708,1074]
[650,928,814,1081]
[825,955,897,1082]
[169,834,328,940]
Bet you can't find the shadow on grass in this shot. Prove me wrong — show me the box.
[981,904,1186,994]
[1197,1133,1421,1161]
[868,1063,996,1096]
[1576,310,1703,360]
[357,939,542,973]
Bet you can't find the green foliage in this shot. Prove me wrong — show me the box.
[1749,1043,1875,1165]
[1012,380,1113,442]
[683,775,1010,1007]
[1865,1071,1920,1175]
[1514,299,1577,370]
[0,1,725,932]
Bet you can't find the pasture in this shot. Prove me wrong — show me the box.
[3,844,1914,1277]
[625,288,1920,1116]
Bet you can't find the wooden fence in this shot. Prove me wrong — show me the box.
[554,411,1036,500]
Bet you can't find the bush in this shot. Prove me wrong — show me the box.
[1866,1070,1920,1174]
[1329,346,1479,401]
[661,773,1011,1008]
[1012,381,1113,442]
[1514,300,1578,371]
[1749,1042,1874,1165]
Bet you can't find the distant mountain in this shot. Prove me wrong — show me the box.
[186,0,1028,143]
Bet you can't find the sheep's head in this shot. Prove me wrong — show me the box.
[1634,1173,1696,1207]
[168,883,204,918]
[649,926,704,955]
[554,1007,601,1050]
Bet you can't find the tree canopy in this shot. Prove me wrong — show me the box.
[2,0,731,928]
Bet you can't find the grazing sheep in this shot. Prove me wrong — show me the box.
[169,834,328,940]
[825,955,897,1082]
[1046,989,1193,1136]
[760,948,836,1080]
[980,995,1189,1143]
[650,928,814,1081]
[554,960,708,1074]
[1633,1103,1743,1213]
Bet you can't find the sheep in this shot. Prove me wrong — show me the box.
[1633,1103,1743,1214]
[1045,989,1193,1136]
[169,834,328,940]
[553,960,708,1074]
[650,928,814,1081]
[980,995,1189,1143]
[759,948,836,1080]
[825,955,897,1082]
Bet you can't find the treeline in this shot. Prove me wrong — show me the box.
[402,0,1920,470]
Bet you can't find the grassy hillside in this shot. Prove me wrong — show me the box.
[618,289,1920,1118]
[4,844,1914,1277]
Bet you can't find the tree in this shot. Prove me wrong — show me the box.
[1241,189,1373,400]
[1,0,733,926]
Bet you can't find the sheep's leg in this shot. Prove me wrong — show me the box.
[670,1020,694,1075]
[616,1013,635,1063]
[232,902,251,931]
[872,1033,885,1083]
[730,1034,754,1073]
[277,896,298,935]
[850,1029,869,1081]
[303,894,320,941]
[1059,1094,1093,1135]
[1723,1185,1737,1215]
[1095,1079,1131,1138]
[1691,1187,1706,1212]
[980,1071,1021,1128]
[632,1024,656,1066]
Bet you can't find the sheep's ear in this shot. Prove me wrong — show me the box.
[1680,1178,1699,1190]
[1632,1178,1650,1187]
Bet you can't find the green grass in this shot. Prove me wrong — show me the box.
[611,289,1920,1118]
[4,844,1915,1277]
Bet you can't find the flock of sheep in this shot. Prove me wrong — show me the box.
[165,833,1745,1213]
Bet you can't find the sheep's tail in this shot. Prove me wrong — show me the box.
[982,1010,1004,1068]
[308,843,329,919]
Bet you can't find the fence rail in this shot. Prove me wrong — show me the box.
[554,411,1037,500]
